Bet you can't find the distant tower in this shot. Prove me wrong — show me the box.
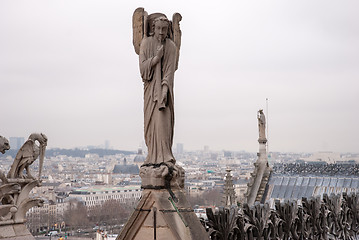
[176,143,184,154]
[245,109,272,206]
[222,168,237,207]
[105,140,110,149]
[204,145,209,152]
[9,137,25,150]
[134,147,146,165]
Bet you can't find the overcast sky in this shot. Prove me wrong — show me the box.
[1,0,358,153]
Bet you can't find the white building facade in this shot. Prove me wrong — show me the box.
[69,185,142,207]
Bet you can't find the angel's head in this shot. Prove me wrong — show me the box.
[152,16,170,42]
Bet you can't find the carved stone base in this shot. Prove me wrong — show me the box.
[0,223,34,239]
[258,138,267,144]
[0,179,43,239]
[117,189,209,240]
[139,163,185,189]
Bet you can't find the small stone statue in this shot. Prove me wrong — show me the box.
[0,136,10,183]
[0,133,45,237]
[0,136,10,154]
[7,133,47,180]
[257,109,266,142]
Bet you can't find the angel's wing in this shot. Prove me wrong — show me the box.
[132,8,146,55]
[172,13,182,70]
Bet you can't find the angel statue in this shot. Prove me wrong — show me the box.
[132,8,182,167]
[7,133,47,180]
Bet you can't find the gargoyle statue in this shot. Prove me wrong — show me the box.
[0,136,10,183]
[7,133,47,180]
[0,136,10,154]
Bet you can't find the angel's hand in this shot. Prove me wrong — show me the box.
[152,45,164,67]
[156,45,164,59]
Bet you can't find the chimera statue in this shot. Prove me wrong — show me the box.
[0,133,45,239]
[7,133,47,180]
[0,136,10,154]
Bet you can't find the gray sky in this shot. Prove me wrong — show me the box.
[1,0,358,153]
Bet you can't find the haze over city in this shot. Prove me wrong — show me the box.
[1,0,358,153]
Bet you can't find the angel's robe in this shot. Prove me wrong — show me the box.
[139,36,177,165]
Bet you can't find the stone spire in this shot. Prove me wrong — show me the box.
[222,168,237,207]
[245,110,272,206]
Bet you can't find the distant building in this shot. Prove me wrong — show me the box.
[69,185,141,207]
[113,164,139,174]
[26,197,69,234]
[303,152,342,164]
[9,137,25,149]
[133,148,146,164]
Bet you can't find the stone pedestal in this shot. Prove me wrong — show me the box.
[118,189,209,240]
[0,179,43,240]
[118,163,208,240]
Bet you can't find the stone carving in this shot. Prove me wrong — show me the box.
[0,136,10,183]
[7,133,47,180]
[222,169,237,207]
[245,110,271,206]
[0,136,10,154]
[205,207,240,239]
[118,9,208,240]
[202,192,359,239]
[132,7,183,188]
[257,109,266,143]
[0,133,46,239]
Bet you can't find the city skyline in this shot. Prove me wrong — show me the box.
[1,0,358,153]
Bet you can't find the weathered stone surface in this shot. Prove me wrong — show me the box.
[0,224,34,239]
[0,226,16,238]
[140,163,184,189]
[12,224,31,237]
[118,189,209,240]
